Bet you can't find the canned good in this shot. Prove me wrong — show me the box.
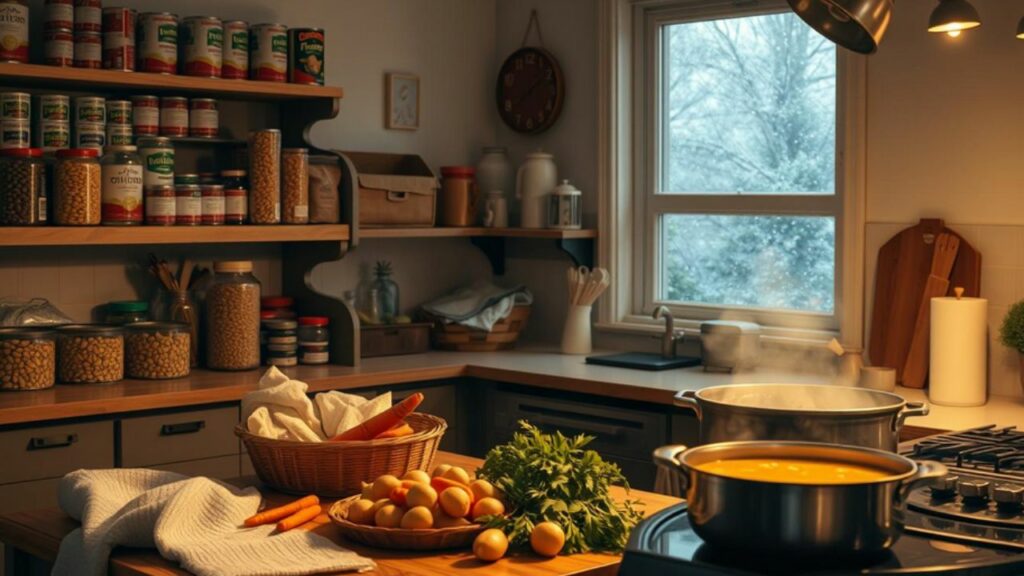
[73,31,102,68]
[175,183,201,225]
[250,23,287,82]
[1,92,29,121]
[222,20,248,80]
[144,185,174,225]
[36,120,70,152]
[106,123,132,145]
[188,98,218,138]
[182,16,223,77]
[105,100,130,125]
[137,137,173,187]
[222,169,247,224]
[44,28,74,66]
[137,12,177,74]
[1,120,29,149]
[44,0,73,31]
[175,173,199,185]
[288,28,324,86]
[100,145,143,225]
[201,184,224,225]
[102,7,135,71]
[131,95,159,136]
[73,0,101,33]
[39,95,70,121]
[159,96,187,137]
[74,96,105,123]
[0,1,29,63]
[73,121,104,150]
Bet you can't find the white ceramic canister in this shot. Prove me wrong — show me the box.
[477,147,512,194]
[929,290,988,407]
[516,151,557,229]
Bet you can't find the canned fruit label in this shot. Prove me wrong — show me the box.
[37,122,70,151]
[0,2,29,63]
[44,29,73,65]
[45,0,73,30]
[73,1,101,33]
[1,93,29,120]
[222,23,248,79]
[40,96,70,121]
[289,29,324,85]
[74,98,105,123]
[138,13,177,74]
[141,148,174,186]
[182,18,223,77]
[101,164,143,223]
[1,122,29,148]
[250,25,287,82]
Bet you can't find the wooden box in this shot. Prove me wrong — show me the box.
[360,323,432,358]
[345,151,438,227]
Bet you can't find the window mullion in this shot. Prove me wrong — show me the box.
[648,194,839,216]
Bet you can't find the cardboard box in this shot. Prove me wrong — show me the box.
[344,151,438,227]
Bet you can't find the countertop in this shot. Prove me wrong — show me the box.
[0,451,680,576]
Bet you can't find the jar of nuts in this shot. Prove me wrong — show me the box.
[124,322,190,380]
[55,148,102,225]
[205,261,261,371]
[56,324,124,384]
[282,148,309,224]
[248,129,281,224]
[0,148,47,225]
[0,328,56,391]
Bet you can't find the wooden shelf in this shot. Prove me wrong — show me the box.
[360,227,597,239]
[0,225,350,247]
[0,63,343,101]
[168,136,246,146]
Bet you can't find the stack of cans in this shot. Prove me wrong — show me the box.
[1,93,31,149]
[36,95,71,153]
[106,99,132,145]
[73,95,105,151]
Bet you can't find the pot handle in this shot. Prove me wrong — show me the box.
[893,401,929,431]
[674,390,702,419]
[653,444,690,496]
[895,460,948,507]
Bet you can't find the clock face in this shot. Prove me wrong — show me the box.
[496,47,564,134]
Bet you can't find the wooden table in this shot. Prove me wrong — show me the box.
[0,452,679,576]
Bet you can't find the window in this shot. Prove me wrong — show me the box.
[630,0,854,333]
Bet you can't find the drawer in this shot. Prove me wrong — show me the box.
[0,421,113,485]
[153,455,240,479]
[120,406,240,468]
[0,478,60,514]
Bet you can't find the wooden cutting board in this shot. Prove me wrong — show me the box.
[868,219,982,382]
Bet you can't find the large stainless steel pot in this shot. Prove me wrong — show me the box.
[653,441,947,557]
[675,384,929,451]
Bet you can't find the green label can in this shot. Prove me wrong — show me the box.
[138,136,175,187]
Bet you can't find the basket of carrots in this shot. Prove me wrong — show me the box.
[237,393,447,497]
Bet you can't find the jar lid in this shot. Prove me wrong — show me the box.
[107,300,148,313]
[298,316,329,327]
[213,260,253,273]
[56,324,123,335]
[175,174,200,184]
[0,148,42,158]
[0,327,55,340]
[261,296,294,308]
[441,166,475,177]
[124,321,188,333]
[552,179,581,196]
[56,148,99,158]
[260,309,278,320]
[263,319,298,330]
[221,169,247,177]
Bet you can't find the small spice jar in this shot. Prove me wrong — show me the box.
[205,261,261,371]
[56,324,124,384]
[201,183,225,225]
[0,148,47,225]
[104,300,148,325]
[124,322,190,380]
[248,129,281,224]
[297,316,329,365]
[221,169,248,224]
[261,295,295,319]
[54,148,101,225]
[0,328,56,391]
[100,144,144,225]
[282,148,309,224]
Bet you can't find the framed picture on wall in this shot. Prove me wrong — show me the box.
[385,72,420,130]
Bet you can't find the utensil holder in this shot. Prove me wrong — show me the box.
[561,304,592,355]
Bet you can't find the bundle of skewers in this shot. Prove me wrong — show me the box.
[148,254,203,366]
[565,265,610,308]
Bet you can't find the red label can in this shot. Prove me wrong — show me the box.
[137,12,177,74]
[44,0,73,31]
[222,20,248,79]
[182,16,223,77]
[73,31,101,69]
[188,98,218,138]
[73,0,101,33]
[102,6,135,71]
[249,23,287,82]
[44,27,74,66]
[131,95,159,136]
[175,184,201,225]
[0,1,29,63]
[159,97,188,137]
[145,185,175,225]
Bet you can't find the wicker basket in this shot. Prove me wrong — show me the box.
[428,304,531,352]
[237,412,446,497]
[329,496,484,550]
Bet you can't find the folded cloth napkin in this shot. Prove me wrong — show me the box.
[53,468,375,576]
[242,367,391,441]
[422,281,533,331]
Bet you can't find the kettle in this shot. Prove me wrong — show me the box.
[516,151,556,229]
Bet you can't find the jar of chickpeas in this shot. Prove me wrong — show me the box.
[248,129,281,224]
[0,148,47,225]
[204,261,261,371]
[281,148,308,224]
[55,148,102,225]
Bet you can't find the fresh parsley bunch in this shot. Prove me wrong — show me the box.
[477,420,643,554]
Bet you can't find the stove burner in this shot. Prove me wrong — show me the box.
[910,425,1024,474]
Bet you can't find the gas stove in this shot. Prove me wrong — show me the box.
[620,426,1024,575]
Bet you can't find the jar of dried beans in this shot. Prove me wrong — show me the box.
[204,261,261,371]
[54,148,101,225]
[0,148,46,225]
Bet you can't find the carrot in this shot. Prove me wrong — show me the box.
[431,477,474,504]
[390,485,411,506]
[275,504,322,532]
[330,393,424,441]
[375,421,414,439]
[243,495,319,527]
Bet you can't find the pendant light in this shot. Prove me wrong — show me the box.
[927,0,981,37]
[786,0,894,54]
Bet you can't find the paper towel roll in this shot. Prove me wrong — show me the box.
[929,295,987,407]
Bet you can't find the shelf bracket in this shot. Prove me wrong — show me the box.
[470,236,506,276]
[557,238,594,269]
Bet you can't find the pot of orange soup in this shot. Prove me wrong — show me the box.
[654,441,946,557]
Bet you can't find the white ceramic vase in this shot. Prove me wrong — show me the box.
[516,151,556,229]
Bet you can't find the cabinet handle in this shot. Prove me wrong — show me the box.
[28,433,78,450]
[160,420,206,436]
[528,414,624,440]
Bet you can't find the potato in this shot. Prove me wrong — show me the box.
[371,475,401,500]
[346,499,376,525]
[406,483,438,509]
[402,470,432,485]
[439,487,472,518]
[375,504,406,528]
[442,466,471,485]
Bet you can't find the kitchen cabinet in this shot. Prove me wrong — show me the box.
[119,406,241,469]
[0,421,114,486]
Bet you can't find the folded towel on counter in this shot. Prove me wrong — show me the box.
[53,468,375,576]
[422,281,533,331]
[242,366,391,441]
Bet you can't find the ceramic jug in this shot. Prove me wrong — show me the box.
[482,191,508,228]
[516,151,556,229]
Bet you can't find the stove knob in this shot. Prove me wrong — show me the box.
[958,479,991,501]
[930,474,960,498]
[993,484,1024,508]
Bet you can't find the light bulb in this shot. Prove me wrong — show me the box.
[947,29,962,37]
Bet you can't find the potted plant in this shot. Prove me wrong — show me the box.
[999,300,1024,393]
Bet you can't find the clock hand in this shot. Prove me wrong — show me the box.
[515,77,546,106]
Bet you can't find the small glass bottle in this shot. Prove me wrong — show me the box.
[372,260,399,324]
[297,316,329,365]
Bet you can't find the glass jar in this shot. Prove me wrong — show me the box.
[221,169,248,224]
[548,179,582,230]
[124,322,190,380]
[248,129,281,224]
[100,145,144,225]
[54,148,101,225]
[282,147,309,224]
[152,290,198,367]
[0,327,56,391]
[204,261,261,371]
[372,261,400,324]
[104,300,149,325]
[56,324,124,384]
[297,316,329,365]
[0,148,46,225]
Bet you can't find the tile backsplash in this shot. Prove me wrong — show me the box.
[865,222,1024,398]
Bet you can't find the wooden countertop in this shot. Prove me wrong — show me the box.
[0,452,680,576]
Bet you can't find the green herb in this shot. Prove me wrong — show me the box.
[476,420,643,554]
[1001,300,1024,352]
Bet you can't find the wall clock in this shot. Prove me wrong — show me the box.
[496,46,565,134]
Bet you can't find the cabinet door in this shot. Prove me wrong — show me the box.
[382,383,460,453]
[0,421,113,485]
[120,406,240,468]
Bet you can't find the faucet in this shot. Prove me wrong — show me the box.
[653,306,684,359]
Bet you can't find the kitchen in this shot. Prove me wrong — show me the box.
[0,0,1023,574]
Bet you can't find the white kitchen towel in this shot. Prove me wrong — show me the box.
[52,468,375,576]
[423,281,533,331]
[314,390,392,438]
